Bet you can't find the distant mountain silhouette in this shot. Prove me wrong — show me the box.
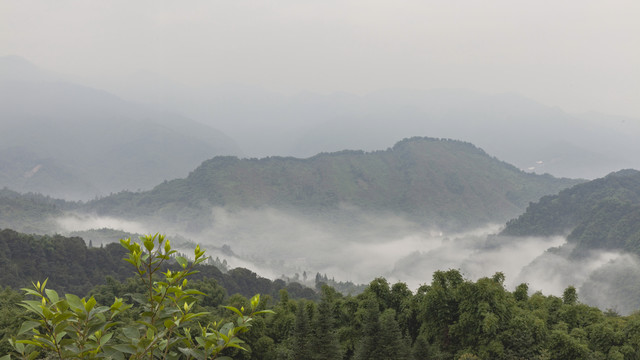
[0,56,242,200]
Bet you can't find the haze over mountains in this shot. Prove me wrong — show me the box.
[83,137,579,232]
[109,70,640,180]
[2,56,640,202]
[3,55,640,314]
[0,56,242,200]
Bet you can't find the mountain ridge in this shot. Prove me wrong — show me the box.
[501,169,640,254]
[85,137,581,231]
[0,56,243,200]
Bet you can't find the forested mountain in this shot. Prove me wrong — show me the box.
[0,56,242,200]
[2,228,640,359]
[0,229,315,300]
[501,169,640,255]
[85,137,580,231]
[0,188,77,234]
[117,78,640,180]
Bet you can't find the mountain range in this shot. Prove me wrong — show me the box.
[3,55,640,203]
[0,55,241,200]
[107,73,640,180]
[83,137,580,232]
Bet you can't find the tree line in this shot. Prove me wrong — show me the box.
[2,230,640,358]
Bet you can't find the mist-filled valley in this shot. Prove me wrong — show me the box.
[2,55,640,316]
[2,3,640,357]
[49,203,640,316]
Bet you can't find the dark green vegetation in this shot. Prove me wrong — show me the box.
[2,232,640,359]
[502,169,640,255]
[500,169,640,315]
[0,229,316,301]
[4,234,273,359]
[0,188,76,234]
[86,137,580,231]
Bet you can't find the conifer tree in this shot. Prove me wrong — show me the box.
[353,297,381,360]
[311,300,341,360]
[378,309,410,360]
[291,301,313,360]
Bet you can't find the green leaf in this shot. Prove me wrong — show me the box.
[17,321,40,335]
[144,238,155,252]
[55,331,67,344]
[122,326,140,339]
[19,300,44,316]
[176,256,188,269]
[45,288,59,304]
[109,343,137,354]
[84,296,97,312]
[222,306,243,318]
[99,332,113,347]
[65,294,83,312]
[250,294,260,310]
[178,347,206,360]
[253,310,276,315]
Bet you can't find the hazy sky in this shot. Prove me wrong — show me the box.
[2,1,639,118]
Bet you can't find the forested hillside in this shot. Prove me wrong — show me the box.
[501,169,640,255]
[86,137,580,231]
[2,231,639,359]
[0,229,316,300]
[0,188,76,234]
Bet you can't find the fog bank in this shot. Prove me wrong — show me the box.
[56,207,640,313]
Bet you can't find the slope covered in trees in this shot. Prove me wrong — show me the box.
[0,229,316,300]
[501,169,640,255]
[0,188,77,234]
[3,251,640,359]
[86,137,580,231]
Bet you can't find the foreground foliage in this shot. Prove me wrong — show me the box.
[2,234,272,359]
[2,231,640,359]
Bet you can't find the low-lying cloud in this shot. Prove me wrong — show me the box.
[55,206,640,313]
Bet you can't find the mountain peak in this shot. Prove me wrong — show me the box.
[0,55,55,82]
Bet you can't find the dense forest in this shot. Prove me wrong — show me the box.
[2,230,640,359]
[0,188,74,234]
[84,137,580,231]
[502,169,640,256]
[0,229,316,300]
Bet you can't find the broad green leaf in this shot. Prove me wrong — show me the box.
[45,289,59,304]
[144,238,154,252]
[17,321,40,335]
[55,331,67,344]
[122,326,140,339]
[222,306,243,318]
[84,296,97,312]
[65,294,83,312]
[19,300,45,316]
[109,343,137,354]
[99,332,113,346]
[176,256,188,269]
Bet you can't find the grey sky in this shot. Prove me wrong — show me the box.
[2,0,639,118]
